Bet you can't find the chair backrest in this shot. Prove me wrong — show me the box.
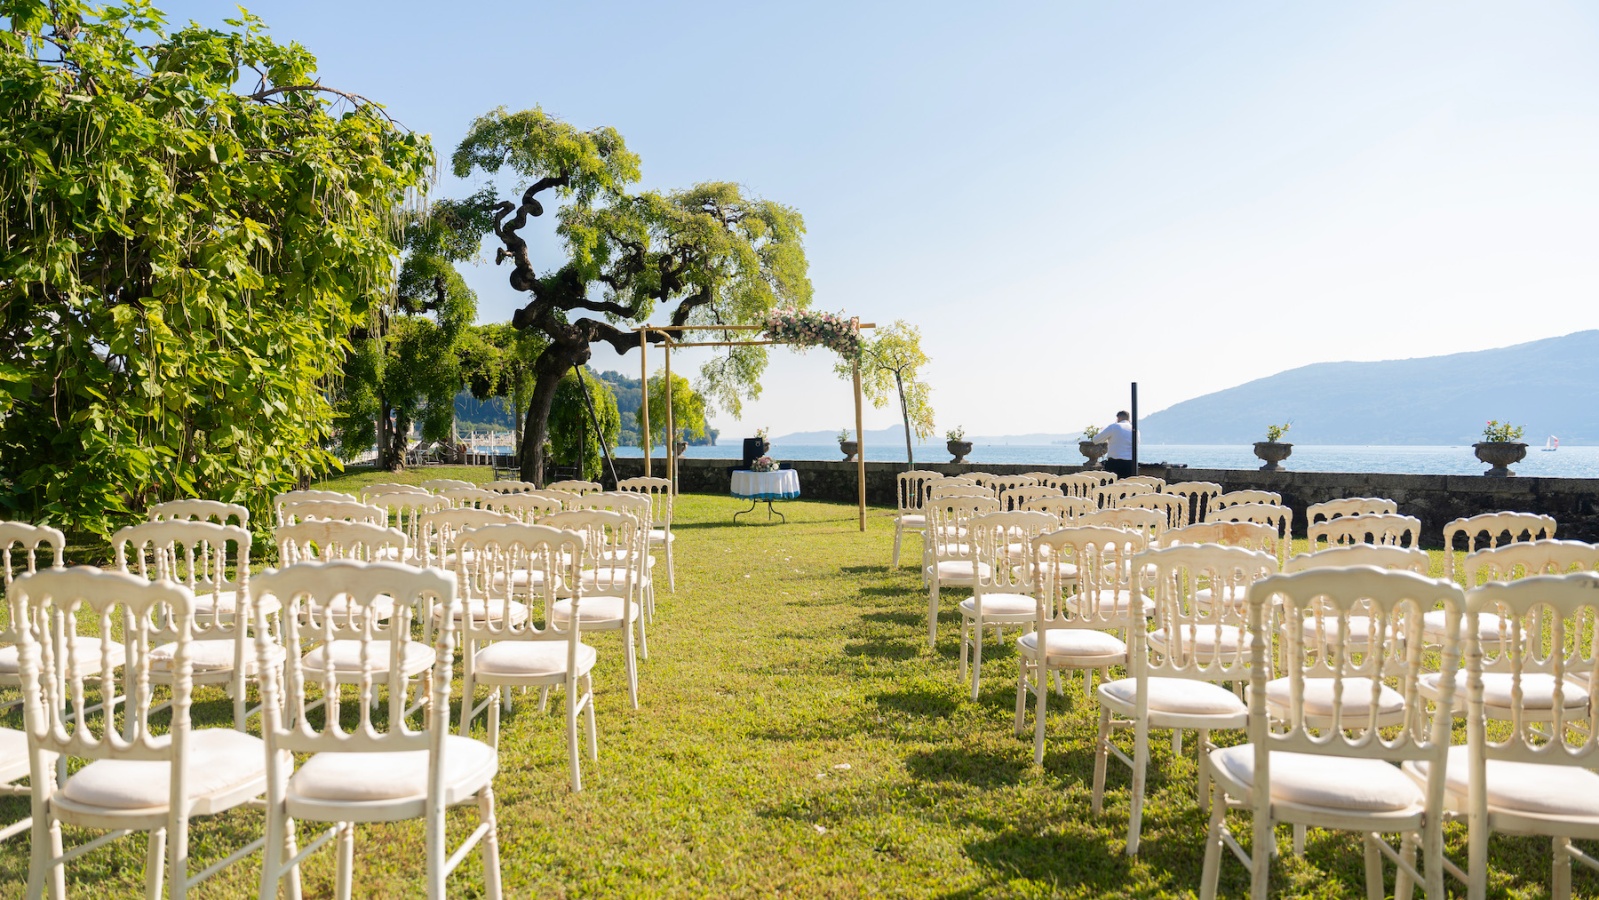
[928,481,995,501]
[997,484,1062,512]
[968,511,1056,596]
[1247,567,1463,755]
[278,499,387,528]
[439,487,500,510]
[1091,481,1157,509]
[543,509,640,597]
[0,521,66,588]
[365,492,447,551]
[1032,525,1149,629]
[1284,543,1430,574]
[536,489,583,507]
[11,567,198,763]
[1019,495,1096,523]
[616,476,674,528]
[147,499,250,528]
[1160,520,1281,560]
[894,470,941,515]
[546,480,603,495]
[1120,475,1165,491]
[253,561,455,755]
[1441,511,1558,583]
[273,489,357,526]
[1207,503,1292,566]
[274,520,409,565]
[1120,492,1189,530]
[925,495,1001,561]
[358,483,430,502]
[978,475,1038,494]
[1464,573,1599,768]
[1164,481,1223,524]
[1136,544,1277,683]
[112,519,251,613]
[1462,538,1599,583]
[483,480,541,494]
[1306,497,1398,525]
[574,492,652,552]
[456,523,585,645]
[1044,472,1105,499]
[1077,507,1166,543]
[1305,512,1421,553]
[964,473,1000,488]
[484,492,563,523]
[1210,490,1281,513]
[419,509,517,569]
[420,478,475,493]
[1078,471,1119,486]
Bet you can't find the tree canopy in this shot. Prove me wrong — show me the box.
[837,321,936,466]
[0,1,433,534]
[450,106,811,483]
[639,372,708,447]
[547,368,619,482]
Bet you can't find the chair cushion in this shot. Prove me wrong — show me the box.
[1016,628,1127,664]
[150,638,286,673]
[1149,624,1251,656]
[897,514,926,527]
[308,592,396,621]
[0,636,109,678]
[648,528,675,543]
[473,640,597,678]
[551,596,639,626]
[1193,585,1248,613]
[433,599,530,627]
[959,593,1036,617]
[289,735,497,807]
[1419,671,1589,711]
[1421,609,1506,643]
[59,728,266,811]
[1297,614,1381,648]
[933,560,991,583]
[1411,745,1599,818]
[1065,589,1153,618]
[301,640,434,678]
[1211,744,1424,812]
[1264,677,1406,720]
[1100,676,1248,717]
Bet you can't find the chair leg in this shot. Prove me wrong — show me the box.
[1199,781,1227,900]
[970,621,985,701]
[958,617,970,683]
[1363,833,1386,900]
[584,674,598,760]
[1013,663,1030,738]
[637,611,649,661]
[1554,836,1574,900]
[1251,806,1272,900]
[1197,729,1212,813]
[168,813,189,899]
[488,688,501,748]
[666,538,675,592]
[337,823,355,900]
[892,523,903,567]
[927,581,941,647]
[1091,705,1111,814]
[1394,832,1417,900]
[1293,824,1306,856]
[145,827,166,900]
[1127,720,1148,857]
[538,686,550,712]
[1033,667,1050,766]
[458,666,477,736]
[625,632,640,711]
[478,787,503,900]
[567,681,582,792]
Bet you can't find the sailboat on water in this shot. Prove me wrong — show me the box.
[1543,435,1559,452]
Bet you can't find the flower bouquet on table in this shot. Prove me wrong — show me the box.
[751,456,780,473]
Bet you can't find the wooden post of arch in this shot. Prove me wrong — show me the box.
[852,317,865,532]
[640,329,651,477]
[665,334,676,495]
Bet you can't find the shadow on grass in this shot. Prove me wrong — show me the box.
[843,638,919,661]
[871,683,960,719]
[860,610,921,627]
[904,746,1028,788]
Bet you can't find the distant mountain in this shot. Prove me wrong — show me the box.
[772,425,940,446]
[1139,331,1599,445]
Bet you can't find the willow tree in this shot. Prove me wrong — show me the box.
[837,321,936,466]
[451,107,811,483]
[0,2,432,534]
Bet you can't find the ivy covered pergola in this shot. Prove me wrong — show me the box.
[636,312,875,531]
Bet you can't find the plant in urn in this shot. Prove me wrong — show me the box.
[1078,424,1108,470]
[1474,420,1528,477]
[946,426,973,465]
[1253,422,1293,472]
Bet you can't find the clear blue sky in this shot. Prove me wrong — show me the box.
[161,1,1599,440]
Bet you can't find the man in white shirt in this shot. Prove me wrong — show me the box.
[1093,411,1135,478]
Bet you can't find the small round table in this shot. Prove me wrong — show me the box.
[731,469,800,523]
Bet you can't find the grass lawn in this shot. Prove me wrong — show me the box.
[0,468,1584,897]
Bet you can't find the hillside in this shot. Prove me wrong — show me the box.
[1139,330,1599,445]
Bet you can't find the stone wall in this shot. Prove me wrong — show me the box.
[610,457,1599,546]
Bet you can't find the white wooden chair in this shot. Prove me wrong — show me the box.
[1016,525,1149,766]
[440,487,500,510]
[419,478,475,492]
[1092,481,1156,509]
[1020,494,1096,524]
[1441,510,1557,584]
[1208,503,1292,568]
[358,482,429,502]
[1166,481,1223,525]
[1,522,70,844]
[1046,473,1106,499]
[274,519,410,566]
[253,561,502,900]
[366,492,447,563]
[273,489,356,526]
[1077,471,1119,487]
[545,509,646,710]
[617,476,677,591]
[923,495,1001,647]
[418,508,517,574]
[1406,572,1599,900]
[147,499,250,528]
[1306,512,1422,553]
[15,567,269,899]
[546,479,602,495]
[1199,566,1464,900]
[1121,475,1165,491]
[278,499,387,528]
[1121,492,1190,531]
[959,511,1056,699]
[573,491,657,620]
[485,492,564,523]
[928,480,994,501]
[1307,497,1398,526]
[976,474,1038,494]
[456,523,597,791]
[1093,544,1274,856]
[998,484,1061,513]
[483,480,540,494]
[1161,521,1281,556]
[1078,507,1167,545]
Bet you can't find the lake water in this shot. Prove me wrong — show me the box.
[610,443,1599,478]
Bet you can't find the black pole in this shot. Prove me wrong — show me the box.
[573,364,619,487]
[1130,381,1139,475]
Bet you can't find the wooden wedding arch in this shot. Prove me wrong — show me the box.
[635,319,875,532]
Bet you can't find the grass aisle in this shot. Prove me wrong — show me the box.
[0,471,1581,897]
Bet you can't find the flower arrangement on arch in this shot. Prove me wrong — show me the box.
[1482,420,1525,443]
[751,455,780,473]
[762,307,862,359]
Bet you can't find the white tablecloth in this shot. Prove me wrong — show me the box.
[731,469,801,501]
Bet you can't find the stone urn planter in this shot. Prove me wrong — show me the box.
[1473,441,1527,477]
[675,441,688,457]
[1078,440,1108,470]
[947,440,973,464]
[1253,441,1293,472]
[839,440,859,462]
